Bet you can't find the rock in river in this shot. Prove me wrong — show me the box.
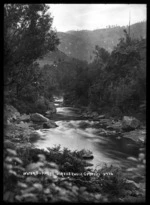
[123,129,146,143]
[31,113,49,122]
[43,120,58,128]
[82,155,94,160]
[98,114,105,119]
[80,149,94,160]
[122,116,140,131]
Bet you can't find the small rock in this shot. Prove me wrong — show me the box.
[43,120,58,129]
[82,155,94,160]
[138,153,145,160]
[31,113,49,122]
[123,130,146,143]
[127,157,138,162]
[98,114,105,119]
[139,148,145,152]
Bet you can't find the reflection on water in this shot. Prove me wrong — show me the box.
[34,106,139,169]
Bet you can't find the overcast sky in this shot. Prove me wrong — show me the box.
[47,4,146,32]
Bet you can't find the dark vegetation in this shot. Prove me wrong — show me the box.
[62,32,146,121]
[4,4,146,202]
[4,4,59,114]
[4,144,145,202]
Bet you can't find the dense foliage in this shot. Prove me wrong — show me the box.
[63,30,146,118]
[4,4,59,113]
[4,145,145,202]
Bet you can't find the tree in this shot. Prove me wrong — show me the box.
[86,30,146,113]
[107,30,141,81]
[93,45,110,67]
[4,4,59,87]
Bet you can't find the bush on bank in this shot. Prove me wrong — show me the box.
[4,144,145,202]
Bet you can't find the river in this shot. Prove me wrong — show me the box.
[34,97,140,170]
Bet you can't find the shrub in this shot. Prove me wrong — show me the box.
[34,96,49,114]
[4,145,145,202]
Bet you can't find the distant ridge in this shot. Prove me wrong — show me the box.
[36,21,146,67]
[57,21,146,63]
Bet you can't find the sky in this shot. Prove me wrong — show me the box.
[47,4,146,32]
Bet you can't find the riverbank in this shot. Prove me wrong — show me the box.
[4,103,146,202]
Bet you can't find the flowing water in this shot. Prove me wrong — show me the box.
[34,97,140,170]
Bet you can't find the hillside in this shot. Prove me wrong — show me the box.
[36,21,146,67]
[57,21,146,63]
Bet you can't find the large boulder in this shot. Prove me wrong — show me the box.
[43,120,58,129]
[123,129,146,143]
[122,116,140,131]
[30,113,49,122]
[80,149,94,160]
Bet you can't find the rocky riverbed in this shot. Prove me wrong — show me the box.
[4,104,57,149]
[4,104,146,155]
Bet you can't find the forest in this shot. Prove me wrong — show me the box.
[4,4,146,203]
